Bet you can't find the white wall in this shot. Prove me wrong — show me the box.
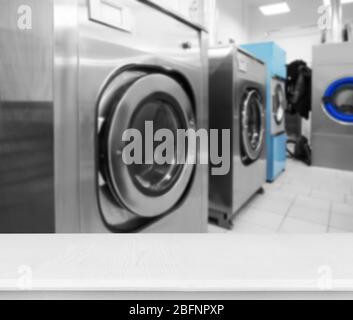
[210,0,248,45]
[256,29,322,66]
[247,0,353,65]
[152,1,249,45]
[247,0,322,65]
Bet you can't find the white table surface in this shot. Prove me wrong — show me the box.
[1,235,353,298]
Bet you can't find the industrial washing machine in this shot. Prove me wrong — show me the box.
[209,45,267,229]
[0,0,208,233]
[241,42,287,182]
[312,42,353,171]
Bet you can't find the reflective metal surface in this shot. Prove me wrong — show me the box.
[0,0,55,233]
[209,46,267,229]
[327,0,343,44]
[312,42,353,171]
[139,0,207,31]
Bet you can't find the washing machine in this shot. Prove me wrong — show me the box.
[312,42,353,171]
[241,42,287,182]
[0,0,208,233]
[209,45,267,229]
[344,22,353,42]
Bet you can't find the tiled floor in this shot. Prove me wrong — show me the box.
[209,159,353,234]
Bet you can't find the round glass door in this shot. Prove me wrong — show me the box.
[323,77,353,124]
[128,93,185,197]
[273,83,286,125]
[241,89,265,164]
[99,73,196,218]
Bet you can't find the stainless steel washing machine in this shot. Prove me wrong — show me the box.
[209,46,267,229]
[0,0,208,233]
[312,42,353,171]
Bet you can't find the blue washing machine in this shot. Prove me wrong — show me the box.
[241,42,287,182]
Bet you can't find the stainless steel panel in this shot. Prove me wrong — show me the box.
[233,49,267,214]
[209,46,236,221]
[53,0,81,233]
[313,42,353,65]
[0,0,55,233]
[89,0,133,32]
[327,0,343,43]
[271,77,286,136]
[140,0,207,30]
[312,132,353,171]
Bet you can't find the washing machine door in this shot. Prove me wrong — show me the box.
[273,82,286,126]
[323,77,353,124]
[240,89,266,164]
[99,73,196,218]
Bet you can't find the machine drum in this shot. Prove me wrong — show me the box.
[273,83,286,125]
[240,89,265,165]
[128,92,186,198]
[323,77,353,124]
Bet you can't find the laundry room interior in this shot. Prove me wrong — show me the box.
[0,0,353,235]
[206,0,353,234]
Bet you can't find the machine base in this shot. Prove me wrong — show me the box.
[209,187,266,231]
[267,133,287,182]
[209,210,234,230]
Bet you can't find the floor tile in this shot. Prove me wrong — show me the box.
[330,214,353,232]
[329,227,351,234]
[279,185,311,197]
[287,205,330,226]
[279,217,328,234]
[236,208,284,230]
[208,159,353,234]
[230,221,275,234]
[311,190,345,203]
[263,189,297,201]
[337,171,353,180]
[331,202,353,217]
[274,173,293,185]
[263,182,282,192]
[250,195,293,216]
[294,195,331,212]
[313,184,351,195]
[208,224,227,234]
